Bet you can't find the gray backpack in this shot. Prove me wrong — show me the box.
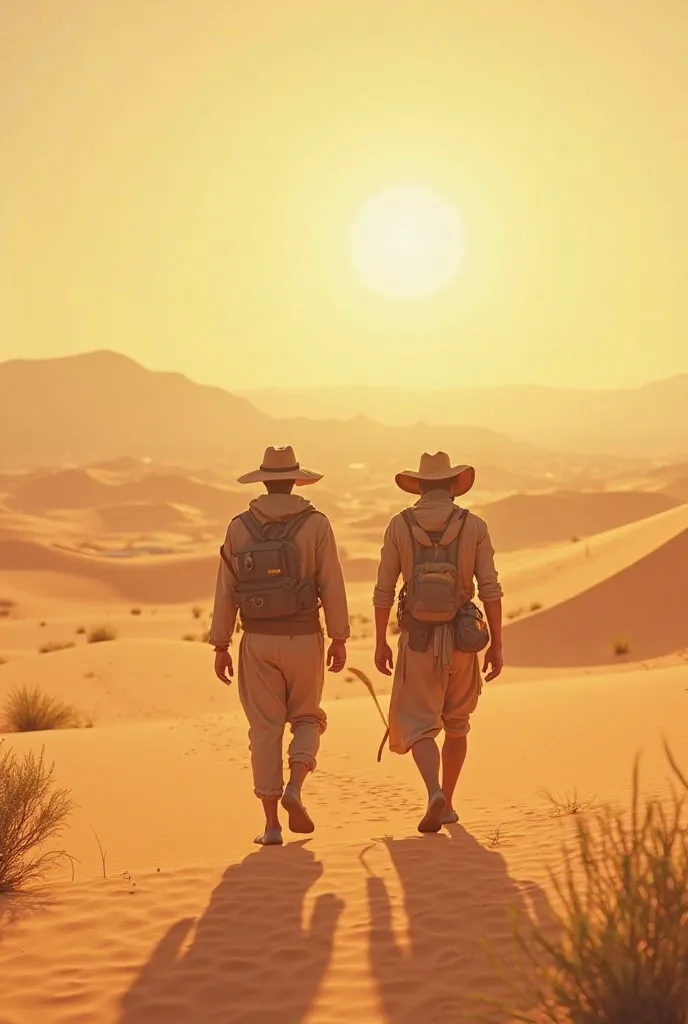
[220,510,319,621]
[399,507,490,654]
[400,507,466,624]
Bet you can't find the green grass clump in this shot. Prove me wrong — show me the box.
[1,685,83,733]
[38,641,75,655]
[0,740,74,892]
[512,752,688,1024]
[87,626,117,644]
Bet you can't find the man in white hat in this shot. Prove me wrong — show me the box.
[372,452,503,833]
[209,446,350,846]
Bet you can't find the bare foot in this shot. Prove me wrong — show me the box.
[281,785,315,834]
[254,827,283,846]
[440,808,459,826]
[418,790,447,833]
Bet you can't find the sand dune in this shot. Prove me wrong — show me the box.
[503,523,688,665]
[94,502,196,534]
[477,490,680,551]
[1,663,687,1023]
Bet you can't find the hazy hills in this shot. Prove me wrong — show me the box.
[238,377,688,457]
[0,352,550,472]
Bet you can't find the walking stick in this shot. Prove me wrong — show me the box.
[348,666,390,762]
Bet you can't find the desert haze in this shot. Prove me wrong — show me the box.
[3,1,688,1022]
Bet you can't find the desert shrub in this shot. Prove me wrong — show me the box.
[130,607,141,616]
[613,638,631,656]
[529,601,543,612]
[87,626,117,644]
[0,740,74,892]
[192,605,203,620]
[513,756,688,1023]
[75,626,86,635]
[1,685,83,733]
[182,634,196,642]
[38,641,75,655]
[0,599,15,619]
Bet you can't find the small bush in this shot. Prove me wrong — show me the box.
[75,626,86,635]
[1,686,83,733]
[543,788,595,818]
[87,626,117,644]
[191,605,203,620]
[529,601,543,612]
[181,634,196,642]
[39,621,47,628]
[514,755,688,1024]
[0,740,74,892]
[0,599,15,619]
[38,641,75,655]
[130,608,142,616]
[613,638,631,656]
[570,535,581,543]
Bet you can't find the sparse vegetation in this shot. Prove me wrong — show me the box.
[39,621,47,627]
[570,535,581,543]
[512,753,688,1024]
[182,634,197,642]
[543,788,595,818]
[75,626,86,635]
[529,601,543,612]
[1,685,83,733]
[0,599,15,619]
[130,608,142,616]
[192,605,203,620]
[0,740,74,892]
[87,626,117,644]
[38,641,75,655]
[613,638,631,656]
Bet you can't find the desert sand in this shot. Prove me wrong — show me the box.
[1,453,688,1024]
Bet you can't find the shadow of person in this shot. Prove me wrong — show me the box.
[366,826,554,1023]
[120,841,343,1024]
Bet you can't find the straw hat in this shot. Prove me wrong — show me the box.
[395,451,475,497]
[237,446,323,486]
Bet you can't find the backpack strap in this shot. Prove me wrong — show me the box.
[281,508,317,542]
[219,544,233,570]
[238,510,265,542]
[401,509,432,560]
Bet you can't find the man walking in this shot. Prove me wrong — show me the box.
[373,451,503,833]
[210,445,350,846]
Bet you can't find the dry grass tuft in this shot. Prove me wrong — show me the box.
[192,605,203,620]
[87,626,117,644]
[1,686,83,733]
[613,638,631,656]
[38,641,75,655]
[0,740,74,892]
[543,788,595,818]
[509,751,688,1024]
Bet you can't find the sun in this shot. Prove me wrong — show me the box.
[352,186,467,300]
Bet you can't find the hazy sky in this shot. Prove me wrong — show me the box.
[1,1,687,390]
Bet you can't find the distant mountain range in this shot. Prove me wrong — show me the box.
[238,376,688,458]
[0,351,551,472]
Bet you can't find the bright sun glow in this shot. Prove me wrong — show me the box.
[352,186,467,300]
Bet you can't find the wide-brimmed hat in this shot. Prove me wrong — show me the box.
[395,451,475,497]
[237,446,323,486]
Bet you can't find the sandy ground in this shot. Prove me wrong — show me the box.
[1,465,688,1022]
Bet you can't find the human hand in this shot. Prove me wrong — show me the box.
[327,639,347,673]
[214,649,234,685]
[482,644,503,682]
[375,642,394,676]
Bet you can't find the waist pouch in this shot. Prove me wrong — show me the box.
[402,602,490,655]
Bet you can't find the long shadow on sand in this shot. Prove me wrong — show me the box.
[366,826,554,1023]
[120,841,342,1024]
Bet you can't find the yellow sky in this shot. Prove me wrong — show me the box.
[1,0,687,390]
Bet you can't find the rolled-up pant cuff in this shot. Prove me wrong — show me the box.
[288,753,317,772]
[254,786,284,799]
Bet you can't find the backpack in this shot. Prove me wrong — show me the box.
[399,507,467,625]
[220,510,319,621]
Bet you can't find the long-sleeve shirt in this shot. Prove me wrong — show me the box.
[373,489,503,611]
[209,492,350,646]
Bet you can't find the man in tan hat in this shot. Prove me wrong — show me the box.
[373,451,503,833]
[209,446,350,846]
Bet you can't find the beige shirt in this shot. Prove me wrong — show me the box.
[209,493,350,646]
[373,490,503,610]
